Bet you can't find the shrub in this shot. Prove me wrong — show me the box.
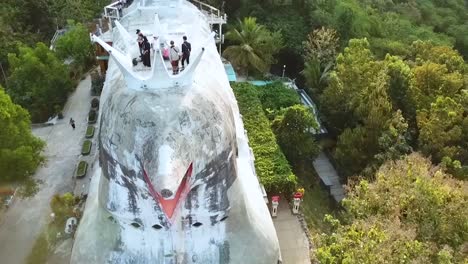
[257,81,301,111]
[88,110,97,124]
[81,140,92,155]
[232,82,297,194]
[91,71,105,96]
[85,126,94,138]
[91,98,99,109]
[50,192,78,226]
[76,161,88,178]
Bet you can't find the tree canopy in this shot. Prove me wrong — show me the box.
[7,43,73,122]
[0,87,44,182]
[315,154,468,263]
[223,17,283,76]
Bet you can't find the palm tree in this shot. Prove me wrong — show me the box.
[223,17,282,77]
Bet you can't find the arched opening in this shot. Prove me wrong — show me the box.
[192,222,203,227]
[152,224,163,230]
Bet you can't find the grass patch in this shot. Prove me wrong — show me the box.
[76,161,88,178]
[26,231,49,264]
[26,193,80,264]
[81,140,92,155]
[293,161,337,234]
[85,126,94,138]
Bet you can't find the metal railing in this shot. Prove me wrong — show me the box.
[188,0,221,17]
[104,1,122,20]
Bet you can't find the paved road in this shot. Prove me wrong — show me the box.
[273,199,311,264]
[0,76,92,264]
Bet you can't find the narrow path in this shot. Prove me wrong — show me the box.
[273,199,311,264]
[312,152,345,203]
[0,76,92,264]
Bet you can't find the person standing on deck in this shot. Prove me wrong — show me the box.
[169,40,181,75]
[181,36,191,70]
[142,38,151,67]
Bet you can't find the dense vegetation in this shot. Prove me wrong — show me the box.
[316,154,468,263]
[218,0,468,262]
[0,0,106,184]
[7,43,73,122]
[232,82,296,194]
[233,81,320,193]
[0,88,44,182]
[0,0,107,122]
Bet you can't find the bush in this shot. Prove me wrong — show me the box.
[88,110,97,124]
[76,161,88,178]
[232,82,297,194]
[50,192,78,226]
[91,71,105,96]
[90,98,99,109]
[257,82,301,111]
[85,126,94,138]
[81,140,92,155]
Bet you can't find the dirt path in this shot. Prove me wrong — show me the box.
[0,76,92,264]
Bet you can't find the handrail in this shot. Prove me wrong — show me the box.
[104,1,121,20]
[188,0,221,17]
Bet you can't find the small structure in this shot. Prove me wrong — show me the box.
[271,196,280,217]
[292,192,303,215]
[65,217,78,235]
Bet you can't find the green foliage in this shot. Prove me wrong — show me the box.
[7,43,73,122]
[88,110,97,124]
[55,21,95,75]
[253,7,308,57]
[272,105,321,164]
[417,96,468,165]
[256,81,301,114]
[91,98,99,109]
[315,154,468,263]
[0,88,44,183]
[223,17,283,76]
[91,71,105,96]
[76,161,88,178]
[232,82,296,194]
[85,126,94,138]
[81,140,92,155]
[50,192,78,226]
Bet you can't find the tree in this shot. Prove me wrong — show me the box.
[223,17,283,76]
[303,27,339,67]
[0,87,44,183]
[320,38,391,134]
[55,21,95,75]
[272,105,320,164]
[410,62,463,111]
[302,27,339,95]
[315,154,468,263]
[417,96,468,164]
[7,42,73,122]
[374,110,412,165]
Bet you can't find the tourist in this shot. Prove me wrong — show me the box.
[181,36,191,70]
[169,40,181,75]
[69,118,75,130]
[142,37,151,67]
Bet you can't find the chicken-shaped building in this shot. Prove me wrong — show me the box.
[70,0,281,263]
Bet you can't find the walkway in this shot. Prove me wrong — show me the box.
[273,199,311,264]
[0,76,92,264]
[312,152,345,202]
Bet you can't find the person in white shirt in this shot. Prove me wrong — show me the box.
[169,40,180,75]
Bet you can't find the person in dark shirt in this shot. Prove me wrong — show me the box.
[181,36,191,69]
[142,37,151,67]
